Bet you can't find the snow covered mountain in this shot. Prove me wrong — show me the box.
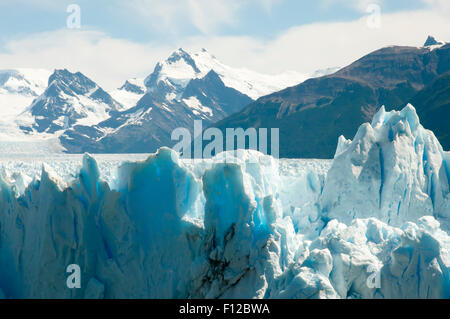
[0,104,448,298]
[423,35,446,49]
[0,69,65,154]
[0,68,50,122]
[59,48,309,153]
[110,78,146,111]
[0,48,331,154]
[19,69,122,134]
[145,48,308,100]
[0,68,49,96]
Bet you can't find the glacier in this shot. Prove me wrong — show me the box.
[0,104,448,299]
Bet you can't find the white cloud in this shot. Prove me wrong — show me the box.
[420,0,450,13]
[0,29,173,90]
[187,0,241,34]
[0,7,448,91]
[320,0,383,13]
[121,0,282,35]
[121,0,243,35]
[183,8,450,75]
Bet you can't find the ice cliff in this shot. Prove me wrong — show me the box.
[322,105,450,227]
[0,104,448,299]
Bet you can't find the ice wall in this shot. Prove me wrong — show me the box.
[321,104,450,227]
[0,105,448,299]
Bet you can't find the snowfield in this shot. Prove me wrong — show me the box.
[0,105,448,299]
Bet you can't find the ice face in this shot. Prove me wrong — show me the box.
[0,105,448,299]
[321,104,450,228]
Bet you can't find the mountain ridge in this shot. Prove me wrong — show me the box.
[58,48,312,153]
[1,40,447,156]
[19,69,122,134]
[210,41,450,158]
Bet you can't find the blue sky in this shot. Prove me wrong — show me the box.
[0,0,448,89]
[0,0,429,44]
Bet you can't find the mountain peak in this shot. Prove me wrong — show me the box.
[0,69,24,87]
[48,69,97,95]
[143,47,307,100]
[167,48,199,70]
[175,47,188,54]
[144,48,203,89]
[50,68,74,80]
[424,35,444,47]
[119,79,145,94]
[0,68,50,97]
[50,68,87,82]
[25,69,121,133]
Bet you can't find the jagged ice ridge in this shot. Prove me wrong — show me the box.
[0,104,448,299]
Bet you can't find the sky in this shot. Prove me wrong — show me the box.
[0,0,449,89]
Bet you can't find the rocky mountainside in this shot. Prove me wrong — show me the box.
[211,38,450,158]
[411,71,450,149]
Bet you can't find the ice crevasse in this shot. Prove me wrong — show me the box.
[0,104,448,299]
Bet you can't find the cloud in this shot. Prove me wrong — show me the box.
[258,0,283,14]
[120,0,242,35]
[0,0,58,7]
[183,8,450,74]
[420,0,450,13]
[0,7,448,91]
[320,0,383,13]
[187,0,241,34]
[0,29,173,90]
[120,0,282,35]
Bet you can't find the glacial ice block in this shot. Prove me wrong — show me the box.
[320,104,450,227]
[0,105,448,299]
